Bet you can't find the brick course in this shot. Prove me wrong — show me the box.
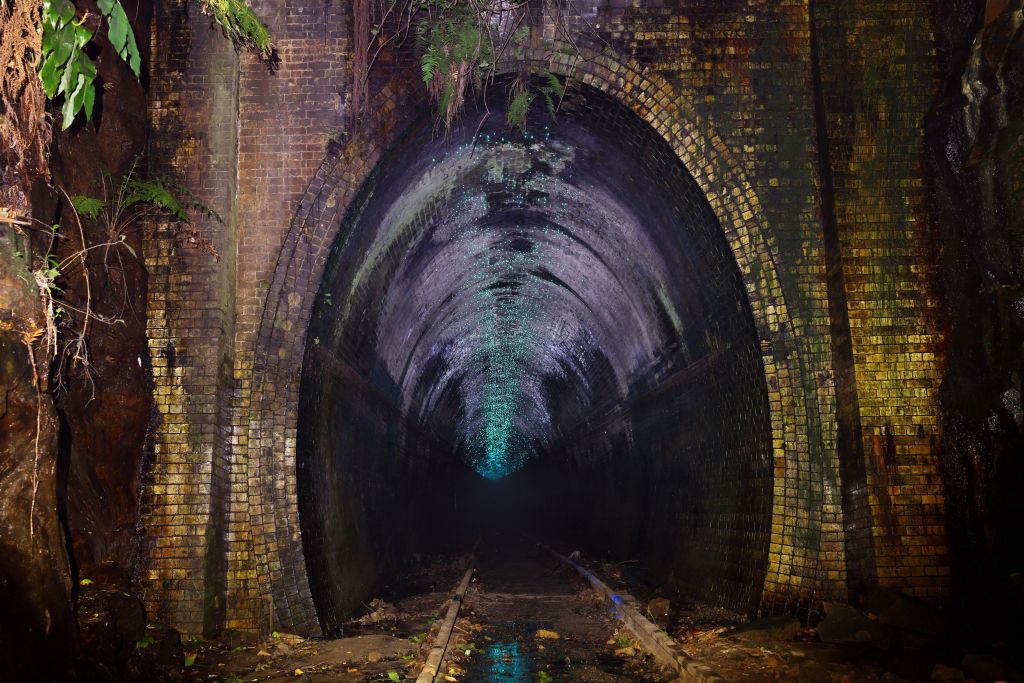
[142,0,950,637]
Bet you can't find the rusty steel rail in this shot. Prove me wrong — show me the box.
[415,565,474,683]
[540,543,727,683]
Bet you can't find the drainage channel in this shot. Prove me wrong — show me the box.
[418,535,716,683]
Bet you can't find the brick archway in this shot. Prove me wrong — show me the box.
[235,42,844,635]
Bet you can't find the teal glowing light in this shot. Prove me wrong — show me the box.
[484,641,530,682]
[466,229,541,479]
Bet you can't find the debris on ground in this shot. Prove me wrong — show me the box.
[724,614,801,644]
[646,597,671,624]
[350,598,403,626]
[817,602,897,649]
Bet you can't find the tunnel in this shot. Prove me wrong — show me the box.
[297,82,774,634]
[9,0,1024,678]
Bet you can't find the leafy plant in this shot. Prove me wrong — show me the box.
[135,629,155,650]
[38,0,98,128]
[506,87,532,132]
[416,4,492,131]
[97,0,141,73]
[200,0,277,66]
[538,71,565,121]
[38,0,141,129]
[71,158,222,262]
[38,0,274,130]
[355,0,575,134]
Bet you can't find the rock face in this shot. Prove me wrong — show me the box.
[928,0,1024,607]
[0,0,154,676]
[46,0,153,586]
[0,242,76,680]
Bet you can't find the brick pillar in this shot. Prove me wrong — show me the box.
[226,0,349,635]
[812,0,950,599]
[142,0,239,636]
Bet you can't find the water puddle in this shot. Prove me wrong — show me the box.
[459,620,640,682]
[481,639,532,681]
[462,621,538,682]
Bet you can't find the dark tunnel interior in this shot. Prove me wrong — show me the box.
[297,83,774,634]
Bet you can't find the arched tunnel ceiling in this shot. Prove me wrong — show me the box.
[305,83,756,478]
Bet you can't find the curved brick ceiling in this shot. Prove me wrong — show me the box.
[305,87,752,478]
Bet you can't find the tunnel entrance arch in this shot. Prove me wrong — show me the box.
[239,45,826,635]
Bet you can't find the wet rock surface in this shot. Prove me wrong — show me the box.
[0,269,76,681]
[74,580,184,681]
[0,1,167,675]
[929,0,1024,618]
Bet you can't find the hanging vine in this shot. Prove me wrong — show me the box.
[0,0,50,216]
[353,0,581,133]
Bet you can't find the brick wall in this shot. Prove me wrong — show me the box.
[812,0,950,599]
[142,0,950,637]
[142,0,238,635]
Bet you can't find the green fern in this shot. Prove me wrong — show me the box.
[506,90,532,131]
[122,178,190,222]
[544,71,564,98]
[541,88,557,122]
[421,44,443,85]
[438,81,455,121]
[71,195,106,220]
[455,21,481,61]
[539,72,564,122]
[201,0,276,65]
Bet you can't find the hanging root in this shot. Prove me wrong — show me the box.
[23,339,43,540]
[0,0,51,216]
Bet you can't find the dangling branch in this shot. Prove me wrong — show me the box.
[351,0,581,134]
[353,0,371,120]
[25,338,43,540]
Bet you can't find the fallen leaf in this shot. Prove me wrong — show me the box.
[256,649,271,657]
[535,629,560,640]
[294,668,304,676]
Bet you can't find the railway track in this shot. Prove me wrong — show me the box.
[416,535,724,683]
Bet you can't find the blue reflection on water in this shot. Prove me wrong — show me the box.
[482,640,531,682]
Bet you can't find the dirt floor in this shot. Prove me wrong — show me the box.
[181,538,1023,683]
[442,536,673,683]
